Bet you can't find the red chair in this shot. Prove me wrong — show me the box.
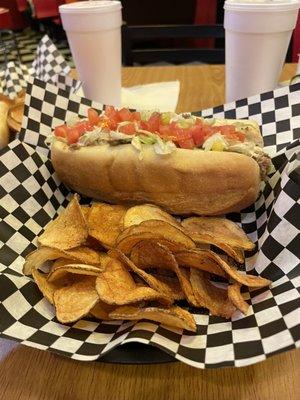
[194,0,218,48]
[16,0,28,13]
[292,11,300,63]
[31,0,60,20]
[0,7,11,29]
[0,0,27,30]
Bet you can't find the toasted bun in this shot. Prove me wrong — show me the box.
[51,139,261,215]
[0,95,13,150]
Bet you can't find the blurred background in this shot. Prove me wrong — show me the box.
[0,0,299,68]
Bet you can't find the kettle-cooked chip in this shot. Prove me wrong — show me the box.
[90,301,115,320]
[228,282,250,315]
[189,269,236,318]
[88,203,127,248]
[128,241,198,306]
[182,217,255,251]
[198,250,271,288]
[148,273,185,301]
[116,220,195,255]
[48,263,103,282]
[109,249,174,305]
[32,269,72,304]
[38,194,88,250]
[109,305,197,332]
[174,249,227,277]
[23,246,105,276]
[95,257,170,305]
[54,276,99,323]
[123,204,182,230]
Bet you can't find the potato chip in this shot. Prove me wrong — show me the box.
[182,217,255,251]
[90,301,115,320]
[174,250,227,277]
[80,205,90,221]
[108,249,174,305]
[54,276,99,323]
[216,243,245,263]
[88,203,127,248]
[38,195,88,250]
[47,264,103,283]
[123,204,182,230]
[130,240,178,270]
[228,283,249,315]
[109,305,197,332]
[52,258,75,269]
[95,257,169,305]
[148,273,185,301]
[128,241,198,306]
[32,269,72,304]
[199,250,271,288]
[189,269,236,318]
[116,220,195,255]
[23,247,66,276]
[23,246,105,276]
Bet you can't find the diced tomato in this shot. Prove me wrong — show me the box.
[107,119,118,130]
[54,124,68,138]
[104,105,121,123]
[147,112,160,133]
[88,108,100,126]
[66,127,81,144]
[218,125,235,136]
[158,123,172,137]
[132,111,141,121]
[118,108,134,122]
[218,125,245,142]
[172,124,195,148]
[202,125,215,140]
[140,120,150,131]
[177,137,195,149]
[118,122,136,135]
[188,125,206,146]
[157,124,176,141]
[173,124,193,141]
[234,131,246,142]
[75,120,94,135]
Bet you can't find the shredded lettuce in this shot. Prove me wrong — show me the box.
[153,136,176,155]
[131,134,176,156]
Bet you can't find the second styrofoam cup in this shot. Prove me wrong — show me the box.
[224,1,300,102]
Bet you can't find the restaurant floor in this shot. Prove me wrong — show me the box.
[0,27,74,68]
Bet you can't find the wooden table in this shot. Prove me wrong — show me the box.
[1,64,299,400]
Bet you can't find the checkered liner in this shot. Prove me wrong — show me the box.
[0,61,33,98]
[32,35,71,84]
[1,78,299,368]
[0,35,72,98]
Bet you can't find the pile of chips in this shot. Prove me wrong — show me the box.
[23,195,271,332]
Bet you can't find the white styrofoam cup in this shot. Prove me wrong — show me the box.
[59,1,122,106]
[224,1,300,102]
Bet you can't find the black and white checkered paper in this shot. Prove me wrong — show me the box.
[32,35,71,85]
[0,35,74,99]
[0,77,299,368]
[0,61,32,98]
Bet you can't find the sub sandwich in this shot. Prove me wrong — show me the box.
[49,107,271,215]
